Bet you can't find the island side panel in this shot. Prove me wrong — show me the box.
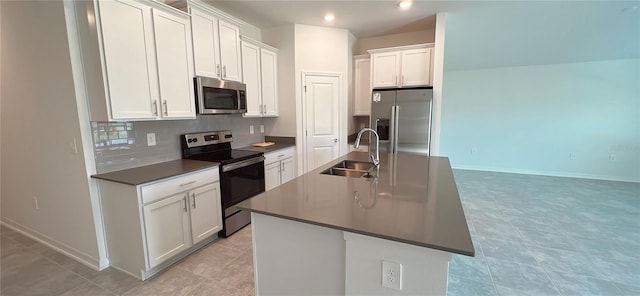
[251,213,346,295]
[344,232,452,296]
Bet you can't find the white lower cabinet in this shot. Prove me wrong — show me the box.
[264,147,296,191]
[97,167,221,280]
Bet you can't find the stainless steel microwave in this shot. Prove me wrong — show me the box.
[195,76,247,114]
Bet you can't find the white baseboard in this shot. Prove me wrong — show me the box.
[1,217,108,271]
[451,165,640,183]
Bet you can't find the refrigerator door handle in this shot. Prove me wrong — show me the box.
[393,106,400,153]
[390,106,397,153]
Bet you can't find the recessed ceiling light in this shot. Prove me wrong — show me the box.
[397,0,412,10]
[324,14,335,22]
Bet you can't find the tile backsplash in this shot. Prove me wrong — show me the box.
[92,115,265,173]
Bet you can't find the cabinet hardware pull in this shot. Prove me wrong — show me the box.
[152,100,158,116]
[223,65,227,78]
[191,193,196,208]
[183,196,188,212]
[163,100,168,116]
[280,162,283,172]
[216,64,221,77]
[401,75,404,86]
[277,154,285,158]
[393,75,397,86]
[179,181,196,187]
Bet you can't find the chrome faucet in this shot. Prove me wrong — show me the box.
[354,128,380,167]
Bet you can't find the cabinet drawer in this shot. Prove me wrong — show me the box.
[141,168,219,204]
[264,147,295,165]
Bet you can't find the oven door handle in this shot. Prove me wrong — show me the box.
[222,156,265,172]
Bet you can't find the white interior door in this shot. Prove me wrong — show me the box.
[303,74,340,172]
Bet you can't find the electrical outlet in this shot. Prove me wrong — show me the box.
[609,154,615,163]
[250,125,255,134]
[260,125,265,133]
[33,196,39,210]
[569,152,575,160]
[471,147,478,155]
[382,260,402,290]
[147,133,156,146]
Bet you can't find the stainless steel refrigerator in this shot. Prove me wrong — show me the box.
[370,87,433,155]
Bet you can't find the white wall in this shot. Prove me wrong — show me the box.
[0,0,102,268]
[440,58,640,182]
[355,29,435,55]
[294,24,350,173]
[347,32,357,136]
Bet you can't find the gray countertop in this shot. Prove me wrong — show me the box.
[237,143,295,154]
[92,159,218,185]
[237,152,474,256]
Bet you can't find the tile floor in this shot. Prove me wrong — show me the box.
[1,224,255,296]
[447,170,640,296]
[1,169,639,295]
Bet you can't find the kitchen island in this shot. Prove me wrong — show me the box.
[237,152,473,295]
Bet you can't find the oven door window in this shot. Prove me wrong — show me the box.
[221,161,265,206]
[203,87,238,110]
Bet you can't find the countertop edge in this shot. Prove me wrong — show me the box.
[92,159,219,186]
[240,207,474,256]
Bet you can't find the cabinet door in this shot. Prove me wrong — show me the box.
[241,41,262,117]
[98,0,158,120]
[354,58,371,115]
[190,7,221,78]
[265,161,281,191]
[152,9,195,119]
[260,48,278,117]
[280,157,295,185]
[371,52,400,88]
[189,183,222,245]
[143,193,191,268]
[218,20,242,82]
[401,48,431,86]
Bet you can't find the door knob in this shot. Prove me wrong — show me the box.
[333,138,338,143]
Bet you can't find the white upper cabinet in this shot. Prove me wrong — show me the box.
[218,20,242,82]
[152,9,196,118]
[73,0,195,121]
[189,4,242,82]
[260,48,278,117]
[369,44,433,88]
[354,56,371,115]
[190,7,220,78]
[401,48,432,87]
[241,37,279,118]
[97,0,158,120]
[371,52,400,88]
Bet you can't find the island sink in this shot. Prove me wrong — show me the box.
[320,160,375,178]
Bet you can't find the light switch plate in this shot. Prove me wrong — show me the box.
[147,133,156,146]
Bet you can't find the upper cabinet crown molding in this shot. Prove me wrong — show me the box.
[367,43,435,54]
[166,0,244,26]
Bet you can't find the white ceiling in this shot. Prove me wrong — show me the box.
[207,1,640,70]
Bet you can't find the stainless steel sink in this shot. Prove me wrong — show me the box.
[320,160,375,178]
[331,160,375,171]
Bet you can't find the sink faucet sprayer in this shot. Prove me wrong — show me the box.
[354,128,380,168]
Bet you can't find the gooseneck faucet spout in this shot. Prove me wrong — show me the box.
[354,128,380,167]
